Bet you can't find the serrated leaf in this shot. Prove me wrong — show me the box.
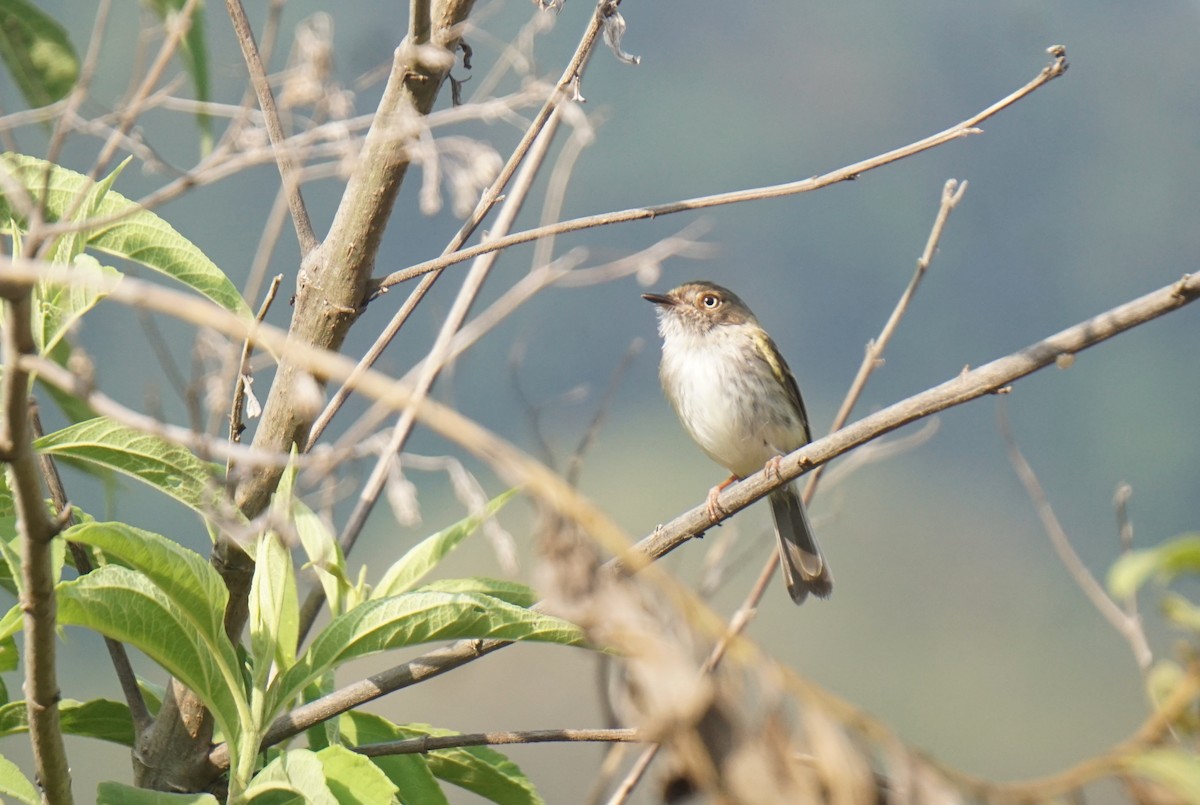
[97,781,219,804]
[56,565,246,751]
[344,714,540,805]
[0,152,248,314]
[374,489,517,598]
[144,0,211,153]
[246,749,338,805]
[1109,534,1200,599]
[0,697,133,745]
[316,744,399,805]
[416,578,538,608]
[1125,748,1200,801]
[36,417,239,523]
[271,592,585,709]
[0,0,78,108]
[0,752,39,805]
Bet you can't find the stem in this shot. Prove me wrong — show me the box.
[0,289,73,804]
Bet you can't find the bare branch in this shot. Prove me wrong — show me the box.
[374,48,1066,291]
[355,727,642,757]
[998,403,1153,672]
[223,0,318,254]
[306,2,612,447]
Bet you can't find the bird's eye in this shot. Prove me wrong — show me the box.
[701,294,720,309]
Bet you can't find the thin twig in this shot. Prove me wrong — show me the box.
[374,48,1067,291]
[43,0,112,169]
[605,742,660,805]
[998,403,1153,672]
[354,727,642,757]
[226,274,284,485]
[296,100,568,645]
[91,0,202,182]
[306,2,611,447]
[24,356,352,473]
[1112,483,1150,673]
[934,662,1200,801]
[224,0,318,254]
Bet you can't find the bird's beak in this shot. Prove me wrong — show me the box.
[641,292,675,307]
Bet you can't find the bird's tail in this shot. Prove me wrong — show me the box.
[768,484,832,604]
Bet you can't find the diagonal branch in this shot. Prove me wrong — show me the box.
[202,270,1198,768]
[224,0,318,254]
[998,404,1153,672]
[374,47,1067,291]
[355,727,643,757]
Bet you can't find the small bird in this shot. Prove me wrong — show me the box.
[643,281,831,604]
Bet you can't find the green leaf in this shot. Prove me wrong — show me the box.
[249,531,299,687]
[271,592,585,709]
[344,715,540,805]
[373,489,517,598]
[293,497,352,618]
[36,417,239,523]
[38,336,99,424]
[34,253,123,356]
[415,578,538,608]
[0,152,249,314]
[0,698,134,746]
[0,0,78,108]
[0,752,39,805]
[337,713,448,805]
[97,781,219,804]
[1109,534,1200,599]
[245,749,337,805]
[0,603,19,642]
[316,744,399,805]
[1162,592,1200,632]
[63,521,230,642]
[0,526,67,599]
[0,635,13,677]
[1125,748,1200,801]
[56,565,246,752]
[46,156,130,266]
[143,0,211,153]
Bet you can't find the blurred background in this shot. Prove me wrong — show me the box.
[4,0,1199,801]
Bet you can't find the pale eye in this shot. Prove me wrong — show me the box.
[700,294,720,309]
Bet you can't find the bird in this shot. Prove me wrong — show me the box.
[643,280,831,604]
